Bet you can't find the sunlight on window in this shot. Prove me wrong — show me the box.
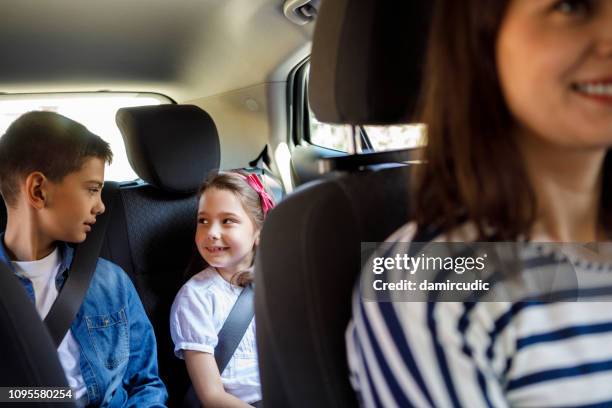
[364,124,427,151]
[309,110,352,152]
[309,109,427,153]
[0,93,170,181]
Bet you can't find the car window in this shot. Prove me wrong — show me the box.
[305,65,426,153]
[308,108,352,152]
[363,124,426,152]
[0,93,171,181]
[309,108,427,153]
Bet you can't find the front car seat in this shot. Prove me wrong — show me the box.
[255,0,433,406]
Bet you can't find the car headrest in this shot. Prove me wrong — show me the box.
[309,0,433,125]
[116,104,220,194]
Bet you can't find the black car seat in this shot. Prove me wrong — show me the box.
[255,1,432,407]
[107,104,221,407]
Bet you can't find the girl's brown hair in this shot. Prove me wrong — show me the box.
[186,171,270,286]
[414,0,612,240]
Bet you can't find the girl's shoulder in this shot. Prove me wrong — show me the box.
[173,267,224,304]
[182,267,219,290]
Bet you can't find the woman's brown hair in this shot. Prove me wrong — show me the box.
[414,0,612,240]
[185,171,271,286]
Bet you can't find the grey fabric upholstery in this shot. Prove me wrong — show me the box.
[100,184,198,407]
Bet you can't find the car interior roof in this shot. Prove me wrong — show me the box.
[0,0,313,102]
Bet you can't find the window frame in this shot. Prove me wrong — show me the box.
[288,58,373,153]
[287,56,309,147]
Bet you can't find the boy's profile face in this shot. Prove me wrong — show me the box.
[38,157,106,244]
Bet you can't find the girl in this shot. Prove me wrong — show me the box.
[171,171,274,408]
[348,0,612,406]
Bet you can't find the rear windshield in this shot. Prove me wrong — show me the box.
[0,92,172,181]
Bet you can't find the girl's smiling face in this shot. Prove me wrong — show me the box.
[195,187,260,277]
[497,0,612,149]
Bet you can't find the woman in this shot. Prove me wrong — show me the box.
[348,0,612,406]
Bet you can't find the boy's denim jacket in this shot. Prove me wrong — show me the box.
[0,236,168,407]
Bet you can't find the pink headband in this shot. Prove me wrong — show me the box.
[242,173,275,216]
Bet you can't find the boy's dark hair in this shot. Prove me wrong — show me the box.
[0,111,113,208]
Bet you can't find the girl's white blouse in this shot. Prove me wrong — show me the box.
[170,267,260,404]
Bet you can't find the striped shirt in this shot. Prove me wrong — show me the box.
[347,223,612,408]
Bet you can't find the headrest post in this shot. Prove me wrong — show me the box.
[347,125,362,155]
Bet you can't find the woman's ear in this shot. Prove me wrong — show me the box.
[24,172,48,210]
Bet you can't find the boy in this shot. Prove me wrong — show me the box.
[0,111,167,406]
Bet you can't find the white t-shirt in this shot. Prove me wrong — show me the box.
[170,267,261,404]
[12,248,88,404]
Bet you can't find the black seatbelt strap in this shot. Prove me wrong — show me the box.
[215,283,255,373]
[44,181,120,347]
